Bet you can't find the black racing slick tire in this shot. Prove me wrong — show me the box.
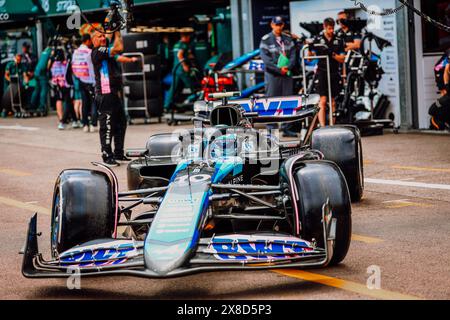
[294,161,352,265]
[50,170,115,257]
[311,125,364,202]
[123,80,162,100]
[123,33,159,55]
[123,55,162,81]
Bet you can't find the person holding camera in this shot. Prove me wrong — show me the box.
[336,11,361,52]
[309,18,346,127]
[91,29,138,167]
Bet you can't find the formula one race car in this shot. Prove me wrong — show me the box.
[21,92,363,279]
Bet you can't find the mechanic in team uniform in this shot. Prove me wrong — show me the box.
[2,54,28,117]
[91,29,138,167]
[164,32,196,111]
[336,11,362,52]
[30,45,52,116]
[259,16,297,137]
[309,18,346,127]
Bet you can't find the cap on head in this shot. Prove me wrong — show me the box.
[271,16,284,25]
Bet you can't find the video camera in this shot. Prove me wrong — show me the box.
[103,0,135,32]
[299,22,324,37]
[337,18,368,34]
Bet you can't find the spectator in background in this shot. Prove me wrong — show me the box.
[72,34,97,133]
[49,49,76,130]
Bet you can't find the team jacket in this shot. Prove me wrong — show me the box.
[259,32,296,76]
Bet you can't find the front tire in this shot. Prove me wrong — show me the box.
[294,161,352,265]
[51,170,115,257]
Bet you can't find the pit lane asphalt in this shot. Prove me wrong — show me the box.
[1,116,449,300]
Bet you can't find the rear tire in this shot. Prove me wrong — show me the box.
[294,161,352,265]
[51,170,115,257]
[311,125,364,202]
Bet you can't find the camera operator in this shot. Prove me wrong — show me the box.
[336,11,361,52]
[309,18,346,127]
[91,29,138,167]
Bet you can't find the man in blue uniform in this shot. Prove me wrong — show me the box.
[259,16,297,137]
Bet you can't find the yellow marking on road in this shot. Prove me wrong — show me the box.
[272,270,422,300]
[363,160,373,165]
[392,165,450,173]
[351,234,383,244]
[0,168,32,177]
[0,196,51,215]
[383,199,432,209]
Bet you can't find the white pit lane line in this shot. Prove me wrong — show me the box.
[366,178,450,191]
[0,125,39,131]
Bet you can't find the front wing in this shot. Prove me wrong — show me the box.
[22,204,336,279]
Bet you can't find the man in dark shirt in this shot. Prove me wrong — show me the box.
[91,29,137,167]
[336,11,362,52]
[309,18,346,126]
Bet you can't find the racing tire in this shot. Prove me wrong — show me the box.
[123,54,162,81]
[124,80,162,100]
[294,160,352,265]
[123,33,159,55]
[50,169,115,257]
[127,133,183,190]
[311,125,364,202]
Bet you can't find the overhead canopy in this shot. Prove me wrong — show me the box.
[0,0,36,24]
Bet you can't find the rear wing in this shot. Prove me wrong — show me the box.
[195,94,320,123]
